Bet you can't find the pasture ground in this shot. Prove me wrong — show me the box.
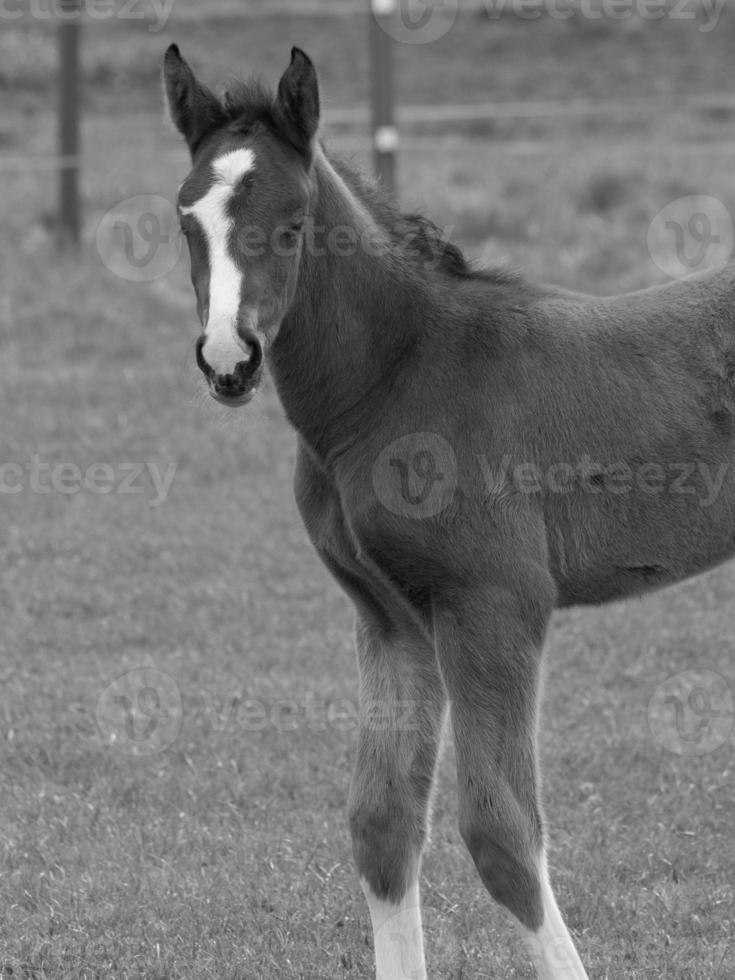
[1,4,734,978]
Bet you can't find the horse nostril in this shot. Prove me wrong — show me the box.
[233,360,252,385]
[237,325,263,366]
[242,337,263,373]
[195,335,213,378]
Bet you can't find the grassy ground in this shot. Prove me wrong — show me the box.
[1,5,735,979]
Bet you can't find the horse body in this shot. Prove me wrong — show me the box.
[279,144,735,974]
[164,44,733,980]
[277,153,735,616]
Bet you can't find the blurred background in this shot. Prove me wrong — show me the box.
[2,2,734,977]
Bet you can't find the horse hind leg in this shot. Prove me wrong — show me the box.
[433,582,588,980]
[348,615,447,980]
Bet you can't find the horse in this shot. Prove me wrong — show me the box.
[163,44,735,979]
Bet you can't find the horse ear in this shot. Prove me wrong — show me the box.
[163,44,226,156]
[273,47,320,160]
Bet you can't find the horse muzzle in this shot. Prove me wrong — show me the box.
[195,326,263,406]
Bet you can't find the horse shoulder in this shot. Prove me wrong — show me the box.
[293,437,355,564]
[294,438,419,631]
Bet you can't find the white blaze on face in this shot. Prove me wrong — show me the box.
[180,147,256,376]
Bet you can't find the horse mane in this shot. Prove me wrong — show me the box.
[220,76,277,131]
[329,155,522,286]
[220,77,523,287]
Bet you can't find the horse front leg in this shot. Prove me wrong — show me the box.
[348,615,447,980]
[433,581,589,980]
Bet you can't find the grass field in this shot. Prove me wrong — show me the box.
[2,3,735,978]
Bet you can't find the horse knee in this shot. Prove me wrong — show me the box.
[460,807,544,930]
[348,794,425,903]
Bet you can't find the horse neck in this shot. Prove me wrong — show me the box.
[269,148,428,461]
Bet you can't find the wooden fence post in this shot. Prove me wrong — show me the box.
[58,0,81,247]
[368,0,399,198]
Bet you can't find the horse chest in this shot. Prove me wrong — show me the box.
[295,446,419,629]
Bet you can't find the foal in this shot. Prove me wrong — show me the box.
[164,45,735,979]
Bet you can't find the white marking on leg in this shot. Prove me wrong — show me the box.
[360,878,427,980]
[180,148,255,376]
[520,854,588,980]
